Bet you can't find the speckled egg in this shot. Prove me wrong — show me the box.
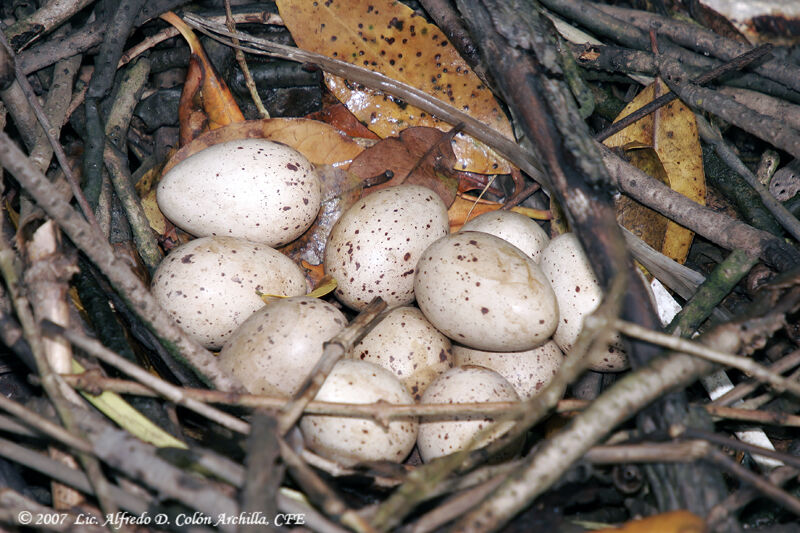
[539,233,628,371]
[452,341,563,399]
[324,185,449,310]
[218,297,347,397]
[150,236,307,349]
[461,210,550,262]
[349,306,453,400]
[414,231,559,352]
[157,138,321,247]
[299,360,418,466]
[417,366,520,462]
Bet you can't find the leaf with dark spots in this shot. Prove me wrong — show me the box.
[349,126,458,206]
[275,0,513,173]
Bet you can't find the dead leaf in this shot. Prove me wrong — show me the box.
[349,126,458,206]
[596,510,706,533]
[447,193,549,232]
[615,148,670,252]
[604,79,706,264]
[275,0,514,173]
[160,11,245,145]
[307,102,381,140]
[162,118,365,176]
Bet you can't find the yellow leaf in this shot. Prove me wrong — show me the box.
[595,510,706,533]
[275,0,514,174]
[71,360,187,449]
[307,275,338,298]
[448,193,550,232]
[604,80,706,264]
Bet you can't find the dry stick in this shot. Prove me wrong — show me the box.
[1,489,107,533]
[593,3,800,94]
[0,437,150,515]
[0,395,92,455]
[703,447,800,516]
[278,297,387,435]
[4,0,96,50]
[601,145,800,272]
[0,32,100,234]
[41,320,251,435]
[594,44,773,142]
[223,0,269,118]
[711,349,800,407]
[708,465,799,529]
[0,131,243,391]
[103,143,163,274]
[613,318,800,398]
[184,14,800,273]
[278,439,377,533]
[696,114,800,242]
[675,426,800,471]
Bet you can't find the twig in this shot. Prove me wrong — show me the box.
[224,0,269,118]
[0,31,100,233]
[696,114,800,242]
[594,3,800,94]
[4,0,96,51]
[0,437,150,515]
[0,395,92,454]
[675,426,800,470]
[0,131,244,391]
[613,318,800,398]
[594,44,773,142]
[278,297,387,435]
[240,412,281,533]
[708,465,799,529]
[703,447,800,516]
[666,249,757,337]
[711,349,800,407]
[42,320,250,435]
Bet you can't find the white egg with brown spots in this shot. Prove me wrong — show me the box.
[461,210,550,262]
[299,360,418,466]
[324,185,449,310]
[414,231,558,352]
[539,233,628,371]
[218,296,347,397]
[157,138,321,247]
[417,366,520,462]
[150,236,307,349]
[349,306,453,400]
[452,341,563,400]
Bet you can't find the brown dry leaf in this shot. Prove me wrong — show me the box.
[349,126,458,206]
[615,148,670,251]
[162,118,365,176]
[160,11,245,146]
[275,0,514,173]
[604,79,706,264]
[596,510,706,533]
[448,194,550,232]
[307,102,381,140]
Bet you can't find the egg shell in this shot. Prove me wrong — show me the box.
[218,296,347,397]
[539,233,628,371]
[417,366,519,462]
[461,210,550,263]
[157,138,321,247]
[414,231,559,352]
[452,341,563,400]
[349,306,453,400]
[324,185,449,310]
[299,360,418,466]
[150,236,307,349]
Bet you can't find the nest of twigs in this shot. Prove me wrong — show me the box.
[0,0,799,532]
